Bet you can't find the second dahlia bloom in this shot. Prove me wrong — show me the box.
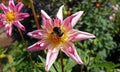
[27,5,95,71]
[112,4,119,11]
[109,13,116,20]
[0,0,29,37]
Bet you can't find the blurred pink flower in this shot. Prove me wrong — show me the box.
[112,4,119,11]
[27,5,95,71]
[0,0,29,37]
[109,13,116,20]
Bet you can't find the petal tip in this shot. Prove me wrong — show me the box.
[79,11,84,14]
[16,2,24,12]
[45,65,49,72]
[25,13,30,17]
[21,27,26,31]
[27,47,33,52]
[27,45,36,52]
[41,10,44,13]
[41,10,46,15]
[90,34,96,39]
[27,47,31,52]
[6,33,11,38]
[56,5,64,21]
[41,10,51,19]
[78,61,83,64]
[60,5,64,9]
[92,35,96,38]
[27,32,32,36]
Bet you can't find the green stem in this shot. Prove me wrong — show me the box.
[28,53,35,68]
[86,65,89,72]
[60,50,64,72]
[17,27,25,42]
[17,28,35,68]
[30,0,40,29]
[53,64,58,72]
[80,65,82,72]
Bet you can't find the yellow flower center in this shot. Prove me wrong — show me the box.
[6,12,15,22]
[48,27,68,46]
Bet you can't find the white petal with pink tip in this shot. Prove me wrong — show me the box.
[18,13,30,19]
[41,10,51,19]
[0,3,8,13]
[5,24,12,37]
[56,5,64,22]
[71,11,84,27]
[46,48,59,71]
[62,43,83,64]
[9,0,15,10]
[14,21,25,31]
[27,40,48,52]
[16,2,24,12]
[68,29,95,41]
[27,30,47,39]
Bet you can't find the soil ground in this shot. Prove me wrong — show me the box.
[0,28,12,48]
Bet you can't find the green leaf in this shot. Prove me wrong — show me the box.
[64,59,77,72]
[92,61,120,69]
[38,55,45,65]
[38,55,57,72]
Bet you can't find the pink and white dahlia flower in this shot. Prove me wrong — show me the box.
[0,0,29,37]
[27,5,95,71]
[112,4,119,11]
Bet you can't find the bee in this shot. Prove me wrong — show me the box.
[53,27,64,37]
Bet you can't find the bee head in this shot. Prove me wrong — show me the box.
[53,27,64,37]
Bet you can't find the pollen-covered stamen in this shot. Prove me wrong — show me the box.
[6,11,15,22]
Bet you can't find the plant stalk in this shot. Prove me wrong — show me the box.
[30,0,40,29]
[17,27,25,42]
[17,28,35,68]
[28,53,35,68]
[80,65,82,72]
[60,50,64,72]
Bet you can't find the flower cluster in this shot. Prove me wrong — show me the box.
[0,0,29,37]
[112,4,119,11]
[109,4,119,20]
